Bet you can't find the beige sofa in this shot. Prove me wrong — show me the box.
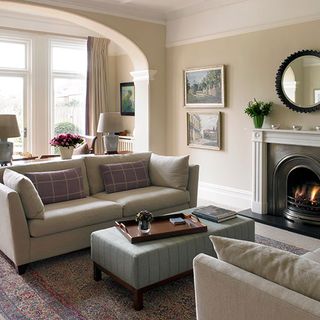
[0,152,199,274]
[193,248,320,320]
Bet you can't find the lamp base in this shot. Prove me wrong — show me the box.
[103,133,119,154]
[0,141,13,166]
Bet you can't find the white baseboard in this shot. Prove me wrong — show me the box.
[198,182,252,211]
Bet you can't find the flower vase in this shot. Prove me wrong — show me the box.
[253,115,264,128]
[138,220,151,234]
[59,146,74,160]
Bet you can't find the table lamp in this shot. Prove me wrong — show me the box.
[97,112,122,154]
[0,114,20,165]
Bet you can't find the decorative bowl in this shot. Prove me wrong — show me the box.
[315,126,320,131]
[271,124,280,130]
[292,125,302,131]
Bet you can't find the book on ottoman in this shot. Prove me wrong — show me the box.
[192,205,237,223]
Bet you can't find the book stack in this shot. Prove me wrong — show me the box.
[192,205,237,223]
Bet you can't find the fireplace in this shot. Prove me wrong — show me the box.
[242,129,320,237]
[252,129,320,222]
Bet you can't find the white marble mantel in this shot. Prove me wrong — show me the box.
[252,129,320,214]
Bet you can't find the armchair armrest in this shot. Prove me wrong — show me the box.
[0,183,30,267]
[193,254,320,320]
[187,164,199,208]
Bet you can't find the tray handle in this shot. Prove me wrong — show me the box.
[190,214,200,223]
[116,221,128,233]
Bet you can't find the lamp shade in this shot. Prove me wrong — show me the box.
[0,114,20,138]
[97,112,123,133]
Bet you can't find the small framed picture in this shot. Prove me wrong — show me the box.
[184,65,225,107]
[314,89,320,104]
[120,82,135,116]
[187,111,221,150]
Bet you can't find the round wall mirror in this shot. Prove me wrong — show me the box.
[275,50,320,113]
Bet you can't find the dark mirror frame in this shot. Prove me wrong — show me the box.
[275,50,320,113]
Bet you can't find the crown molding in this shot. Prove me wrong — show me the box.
[166,0,320,47]
[24,0,166,25]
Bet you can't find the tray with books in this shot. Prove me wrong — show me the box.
[192,205,237,223]
[115,213,207,243]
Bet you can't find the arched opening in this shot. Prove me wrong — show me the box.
[1,1,150,152]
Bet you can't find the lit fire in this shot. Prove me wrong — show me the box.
[294,184,320,205]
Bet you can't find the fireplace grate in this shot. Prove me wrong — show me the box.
[287,196,320,213]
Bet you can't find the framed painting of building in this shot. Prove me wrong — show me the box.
[187,111,221,150]
[120,82,135,116]
[184,65,225,107]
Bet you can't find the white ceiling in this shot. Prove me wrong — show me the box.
[25,0,247,23]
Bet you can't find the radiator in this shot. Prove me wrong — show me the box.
[118,136,134,152]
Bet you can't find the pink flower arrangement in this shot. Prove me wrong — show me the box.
[49,133,84,148]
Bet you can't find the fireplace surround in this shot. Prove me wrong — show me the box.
[252,129,320,226]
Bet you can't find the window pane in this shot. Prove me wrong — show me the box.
[52,46,87,73]
[53,78,86,136]
[0,76,24,153]
[0,41,26,69]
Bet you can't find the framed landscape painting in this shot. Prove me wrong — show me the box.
[184,65,225,107]
[187,111,221,150]
[120,82,135,116]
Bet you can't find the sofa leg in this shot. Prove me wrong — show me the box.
[16,264,28,275]
[93,262,102,281]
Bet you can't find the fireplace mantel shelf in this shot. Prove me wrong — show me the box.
[252,129,320,148]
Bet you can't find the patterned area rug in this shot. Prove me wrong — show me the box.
[0,235,309,320]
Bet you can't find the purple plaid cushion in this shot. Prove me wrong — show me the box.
[100,160,150,193]
[25,167,86,204]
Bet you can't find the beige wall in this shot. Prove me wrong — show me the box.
[166,19,320,194]
[108,54,135,135]
[68,7,166,153]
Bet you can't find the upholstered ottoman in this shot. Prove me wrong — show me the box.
[91,210,254,310]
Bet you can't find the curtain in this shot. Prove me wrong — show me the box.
[86,36,110,154]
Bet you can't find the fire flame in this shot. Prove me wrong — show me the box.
[310,185,320,203]
[293,184,320,205]
[294,185,307,199]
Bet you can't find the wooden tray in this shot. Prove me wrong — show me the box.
[115,213,207,243]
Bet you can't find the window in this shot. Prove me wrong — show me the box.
[50,41,87,137]
[0,39,29,153]
[0,31,87,156]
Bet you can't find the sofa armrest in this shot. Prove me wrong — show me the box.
[193,253,320,320]
[187,164,199,208]
[0,183,30,266]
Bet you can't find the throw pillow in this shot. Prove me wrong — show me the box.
[3,169,45,219]
[100,160,150,193]
[149,153,189,190]
[210,235,320,302]
[25,167,86,204]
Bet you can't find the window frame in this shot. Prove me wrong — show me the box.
[49,38,87,141]
[0,36,31,153]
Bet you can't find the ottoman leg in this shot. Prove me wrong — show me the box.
[93,262,102,281]
[133,289,143,311]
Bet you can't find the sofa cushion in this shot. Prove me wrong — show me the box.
[3,169,45,219]
[26,167,86,204]
[210,236,320,302]
[149,153,189,190]
[0,158,90,196]
[84,152,151,195]
[302,248,320,264]
[100,160,150,193]
[28,197,122,237]
[93,186,190,217]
